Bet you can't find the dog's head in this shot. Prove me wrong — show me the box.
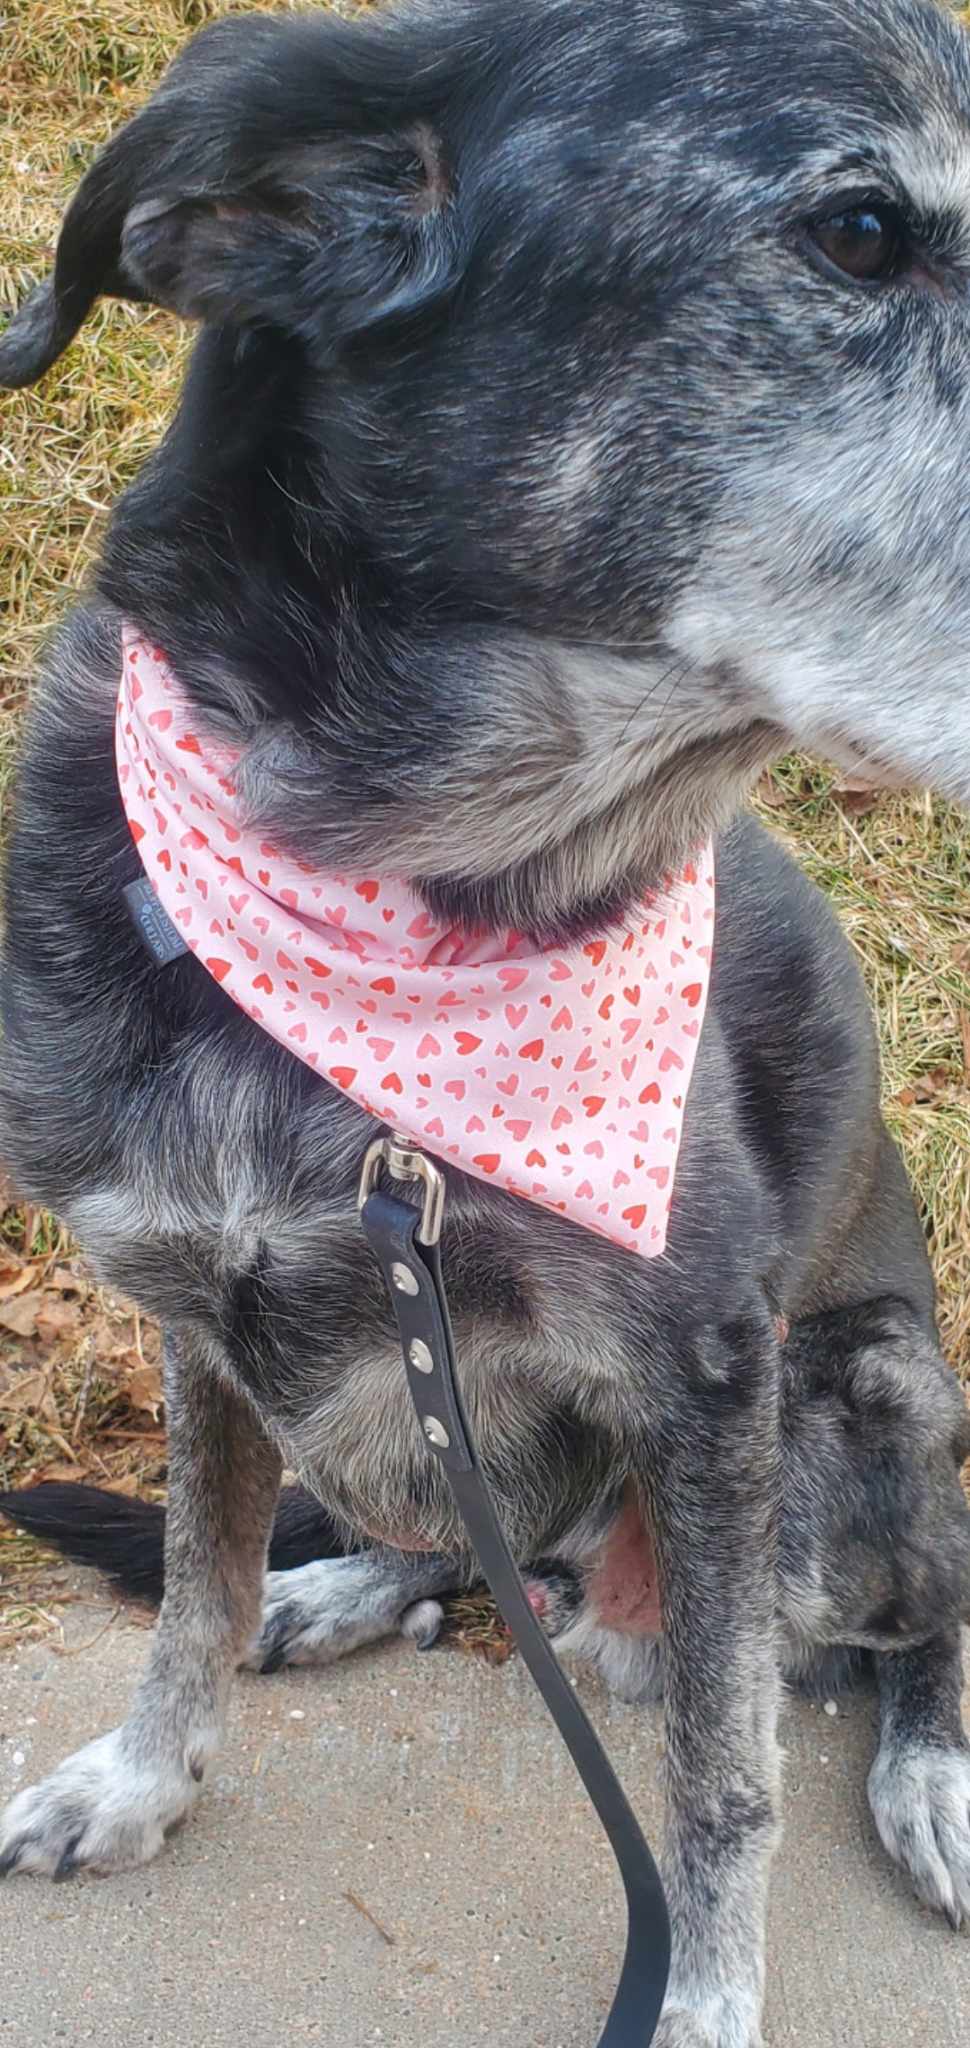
[3,0,970,937]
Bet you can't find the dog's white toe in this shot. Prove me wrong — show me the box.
[0,1726,203,1879]
[868,1738,970,1928]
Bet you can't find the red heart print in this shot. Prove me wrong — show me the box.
[497,1074,519,1097]
[576,1180,594,1200]
[497,966,528,991]
[551,1006,573,1031]
[206,957,231,983]
[659,1047,684,1073]
[407,910,437,939]
[584,1140,605,1158]
[175,733,202,756]
[329,1026,348,1045]
[622,986,640,1007]
[622,1204,647,1230]
[367,1037,394,1061]
[426,1117,445,1138]
[473,1152,500,1174]
[157,849,172,871]
[647,1165,670,1188]
[585,940,607,966]
[466,1115,486,1135]
[613,1169,630,1189]
[551,1106,572,1131]
[381,1071,404,1094]
[305,957,331,978]
[329,1066,357,1088]
[277,950,298,971]
[505,1003,527,1030]
[599,995,614,1020]
[640,1082,661,1104]
[456,1032,482,1055]
[525,1149,546,1169]
[356,879,379,903]
[574,1047,596,1073]
[444,1079,466,1100]
[253,972,273,994]
[621,1057,636,1081]
[506,1119,531,1142]
[549,960,572,981]
[583,1096,605,1117]
[418,1033,441,1058]
[288,1021,308,1043]
[520,1038,544,1061]
[371,976,395,996]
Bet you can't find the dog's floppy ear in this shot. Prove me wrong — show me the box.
[0,15,462,389]
[117,125,459,344]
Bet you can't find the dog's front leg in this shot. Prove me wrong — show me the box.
[644,1313,783,2048]
[0,1330,281,1878]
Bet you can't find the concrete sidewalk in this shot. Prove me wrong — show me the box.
[1,1595,967,2047]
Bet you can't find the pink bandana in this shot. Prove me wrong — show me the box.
[116,631,714,1258]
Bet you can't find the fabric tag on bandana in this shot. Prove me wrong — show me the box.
[123,876,190,967]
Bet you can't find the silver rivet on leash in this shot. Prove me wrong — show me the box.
[409,1337,434,1373]
[392,1261,419,1296]
[422,1415,450,1448]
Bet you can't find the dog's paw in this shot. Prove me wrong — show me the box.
[243,1557,444,1674]
[653,2010,761,2048]
[868,1738,970,1928]
[0,1726,203,1879]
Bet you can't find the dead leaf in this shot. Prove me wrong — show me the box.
[47,1266,84,1295]
[123,1361,164,1421]
[0,1260,36,1303]
[832,782,881,818]
[34,1295,81,1340]
[756,772,790,810]
[896,1067,955,1107]
[0,1292,41,1338]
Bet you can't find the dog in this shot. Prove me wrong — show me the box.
[1,3,970,2042]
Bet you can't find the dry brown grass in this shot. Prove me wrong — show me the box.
[0,1,968,1592]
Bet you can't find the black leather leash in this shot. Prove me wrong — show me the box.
[358,1131,671,2047]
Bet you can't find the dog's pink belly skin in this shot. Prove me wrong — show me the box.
[586,1493,662,1636]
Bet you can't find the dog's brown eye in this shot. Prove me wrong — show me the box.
[809,204,903,284]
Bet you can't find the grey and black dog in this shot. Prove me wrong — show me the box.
[2,2,970,2041]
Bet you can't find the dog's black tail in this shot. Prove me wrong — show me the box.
[0,1482,353,1606]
